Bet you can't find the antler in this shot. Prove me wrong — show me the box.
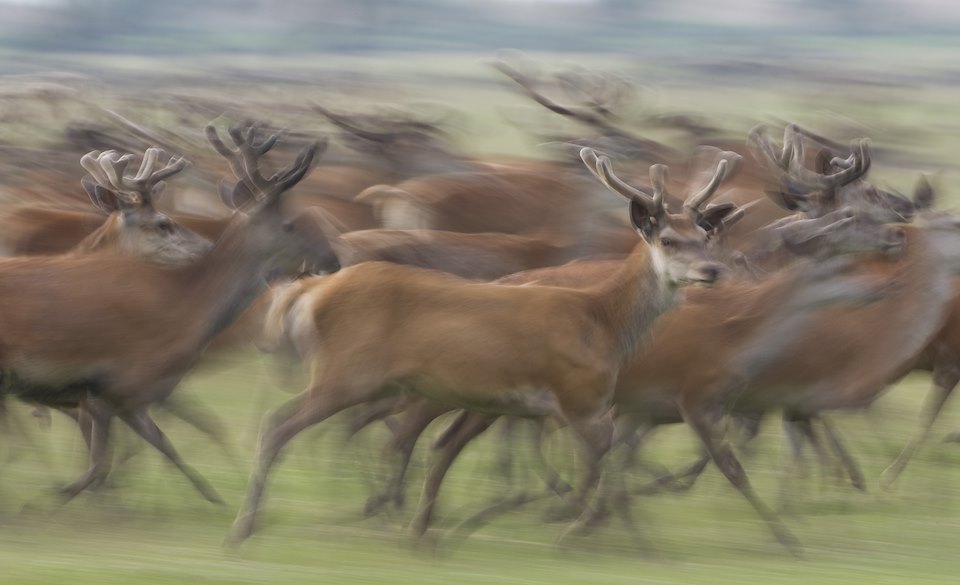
[313,104,448,147]
[205,122,325,202]
[749,124,871,194]
[579,147,664,217]
[492,59,638,142]
[683,152,740,213]
[80,147,189,206]
[314,104,394,145]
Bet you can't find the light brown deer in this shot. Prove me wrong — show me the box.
[227,146,743,545]
[342,126,906,517]
[349,201,912,521]
[465,189,956,555]
[0,123,339,504]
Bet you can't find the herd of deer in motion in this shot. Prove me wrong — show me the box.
[2,57,960,558]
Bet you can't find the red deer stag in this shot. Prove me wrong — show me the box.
[0,123,339,505]
[226,146,741,545]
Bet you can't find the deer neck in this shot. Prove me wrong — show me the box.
[882,226,955,359]
[588,240,676,361]
[178,217,276,349]
[69,214,121,254]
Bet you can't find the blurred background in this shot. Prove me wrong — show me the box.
[2,1,960,584]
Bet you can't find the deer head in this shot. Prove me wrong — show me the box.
[775,207,907,259]
[749,124,917,223]
[79,147,212,265]
[206,123,340,276]
[579,147,741,286]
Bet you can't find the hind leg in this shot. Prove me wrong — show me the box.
[366,400,451,516]
[684,403,802,556]
[882,357,960,488]
[229,378,377,545]
[409,411,496,540]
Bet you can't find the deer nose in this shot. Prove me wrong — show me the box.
[693,262,722,284]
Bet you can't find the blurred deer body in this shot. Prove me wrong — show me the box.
[228,148,743,544]
[0,125,337,504]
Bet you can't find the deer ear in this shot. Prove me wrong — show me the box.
[913,175,934,211]
[697,202,738,232]
[81,174,121,213]
[629,200,659,240]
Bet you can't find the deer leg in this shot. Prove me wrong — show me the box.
[573,415,642,531]
[556,410,616,544]
[409,411,496,540]
[60,400,113,502]
[733,413,763,456]
[633,453,712,494]
[366,400,449,516]
[778,414,808,514]
[882,359,960,489]
[494,417,518,488]
[117,409,224,505]
[794,418,830,470]
[662,450,711,492]
[684,404,802,556]
[529,417,573,496]
[445,417,576,547]
[818,416,865,491]
[793,415,847,495]
[347,397,404,439]
[229,385,366,545]
[63,405,121,491]
[156,393,234,456]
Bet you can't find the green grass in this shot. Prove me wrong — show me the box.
[3,358,960,584]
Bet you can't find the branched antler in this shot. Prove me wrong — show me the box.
[205,122,325,202]
[749,124,871,197]
[80,147,190,207]
[493,59,635,141]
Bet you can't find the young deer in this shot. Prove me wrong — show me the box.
[228,146,742,544]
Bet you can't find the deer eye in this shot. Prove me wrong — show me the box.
[156,219,174,233]
[659,237,674,248]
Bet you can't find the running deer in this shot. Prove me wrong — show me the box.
[466,183,954,555]
[347,203,911,521]
[227,146,743,545]
[1,146,215,461]
[0,123,339,504]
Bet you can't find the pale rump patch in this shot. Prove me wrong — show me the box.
[380,199,433,230]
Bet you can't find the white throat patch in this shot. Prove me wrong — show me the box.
[648,244,667,279]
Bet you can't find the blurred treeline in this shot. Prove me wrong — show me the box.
[0,0,952,55]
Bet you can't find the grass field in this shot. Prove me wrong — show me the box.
[3,357,960,584]
[2,47,960,583]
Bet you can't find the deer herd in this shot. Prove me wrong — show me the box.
[1,59,960,559]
